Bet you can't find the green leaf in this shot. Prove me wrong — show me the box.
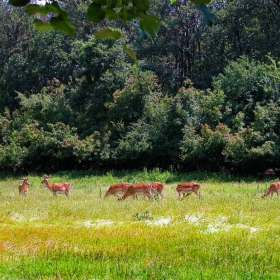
[138,13,161,39]
[50,15,76,35]
[25,4,48,16]
[26,2,69,17]
[123,44,139,66]
[87,3,106,23]
[196,4,215,27]
[8,0,29,7]
[45,1,67,16]
[103,8,119,20]
[95,28,122,40]
[119,8,136,22]
[134,0,150,12]
[34,19,52,31]
[107,0,118,9]
[131,22,149,39]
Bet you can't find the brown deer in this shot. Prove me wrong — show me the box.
[176,182,201,200]
[41,175,71,196]
[19,178,30,195]
[151,181,164,198]
[261,181,280,198]
[103,183,132,199]
[118,183,154,201]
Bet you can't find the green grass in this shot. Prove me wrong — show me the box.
[0,170,279,279]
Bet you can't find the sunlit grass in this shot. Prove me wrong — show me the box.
[0,170,279,279]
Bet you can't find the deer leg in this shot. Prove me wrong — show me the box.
[178,192,181,200]
[181,193,186,201]
[194,190,200,198]
[147,192,154,201]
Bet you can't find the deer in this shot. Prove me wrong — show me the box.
[151,181,164,198]
[103,182,132,199]
[41,175,72,196]
[118,183,155,201]
[19,178,30,195]
[176,182,201,200]
[261,181,280,198]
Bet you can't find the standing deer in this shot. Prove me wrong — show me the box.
[176,182,201,200]
[19,178,30,195]
[261,181,280,198]
[151,181,164,198]
[103,183,132,199]
[41,175,72,196]
[118,183,155,201]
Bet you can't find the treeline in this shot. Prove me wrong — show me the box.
[0,0,280,174]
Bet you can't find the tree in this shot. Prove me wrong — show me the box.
[0,1,34,73]
[213,56,280,128]
[68,37,131,136]
[136,0,206,92]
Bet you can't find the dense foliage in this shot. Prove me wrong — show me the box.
[1,0,280,174]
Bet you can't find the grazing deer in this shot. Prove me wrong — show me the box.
[41,175,71,196]
[19,178,30,195]
[151,181,164,198]
[103,183,132,199]
[118,183,155,201]
[176,182,201,200]
[261,181,280,198]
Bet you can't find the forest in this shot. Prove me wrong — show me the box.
[0,0,280,174]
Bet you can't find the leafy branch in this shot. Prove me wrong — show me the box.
[8,0,214,62]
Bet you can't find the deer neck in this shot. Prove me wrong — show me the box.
[44,180,53,190]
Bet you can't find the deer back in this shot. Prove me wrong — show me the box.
[176,182,200,191]
[104,183,131,198]
[121,183,153,200]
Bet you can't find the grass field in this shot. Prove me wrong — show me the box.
[0,169,280,279]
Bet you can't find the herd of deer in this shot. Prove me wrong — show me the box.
[18,176,280,200]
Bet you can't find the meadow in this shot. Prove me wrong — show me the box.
[0,169,280,280]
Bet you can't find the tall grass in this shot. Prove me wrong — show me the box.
[0,169,279,279]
